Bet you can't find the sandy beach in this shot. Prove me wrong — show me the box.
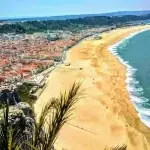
[34,25,150,150]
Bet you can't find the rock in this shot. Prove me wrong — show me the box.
[0,89,20,105]
[16,102,34,118]
[9,104,34,131]
[0,102,35,149]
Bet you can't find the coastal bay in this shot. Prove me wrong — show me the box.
[34,25,150,150]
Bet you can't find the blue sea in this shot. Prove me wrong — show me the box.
[109,29,150,127]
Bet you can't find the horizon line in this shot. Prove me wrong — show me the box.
[0,9,150,20]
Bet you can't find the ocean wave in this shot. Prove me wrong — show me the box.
[138,113,150,127]
[138,107,150,116]
[108,28,150,127]
[126,77,139,85]
[131,96,149,103]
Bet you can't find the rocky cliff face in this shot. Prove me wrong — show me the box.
[9,102,35,137]
[0,102,35,149]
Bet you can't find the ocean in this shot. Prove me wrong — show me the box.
[109,29,150,127]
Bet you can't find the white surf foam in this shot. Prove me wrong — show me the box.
[108,28,150,127]
[138,113,150,127]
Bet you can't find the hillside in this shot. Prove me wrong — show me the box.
[0,14,150,34]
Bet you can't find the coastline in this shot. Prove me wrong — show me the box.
[108,28,150,128]
[34,29,107,98]
[34,25,150,150]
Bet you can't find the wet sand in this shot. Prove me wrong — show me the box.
[34,25,150,150]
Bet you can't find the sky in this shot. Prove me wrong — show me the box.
[0,0,150,18]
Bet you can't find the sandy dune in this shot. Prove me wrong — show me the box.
[34,25,150,150]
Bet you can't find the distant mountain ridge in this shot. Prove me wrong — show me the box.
[101,10,150,16]
[1,10,150,22]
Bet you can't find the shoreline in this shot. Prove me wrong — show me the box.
[34,25,150,150]
[35,25,144,97]
[108,28,150,128]
[34,28,111,98]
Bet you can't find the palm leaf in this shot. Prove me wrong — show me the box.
[31,82,82,150]
[105,145,127,150]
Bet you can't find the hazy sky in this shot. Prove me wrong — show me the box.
[1,0,150,18]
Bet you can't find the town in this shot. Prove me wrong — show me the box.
[0,1,150,148]
[0,27,109,100]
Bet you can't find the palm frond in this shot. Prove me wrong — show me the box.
[0,101,23,150]
[0,100,9,150]
[0,82,82,150]
[31,82,82,150]
[105,145,127,150]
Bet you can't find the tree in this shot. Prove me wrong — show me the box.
[0,82,82,150]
